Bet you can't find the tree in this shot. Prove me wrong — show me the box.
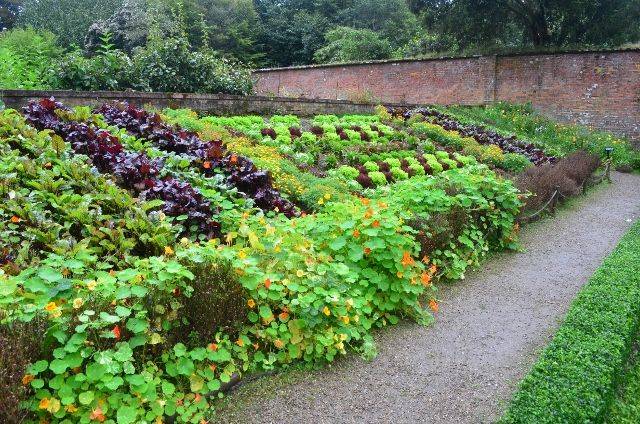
[314,26,393,63]
[0,0,22,31]
[339,0,419,48]
[422,0,640,51]
[257,4,330,66]
[197,0,265,64]
[18,0,122,47]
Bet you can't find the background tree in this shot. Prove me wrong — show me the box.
[314,26,393,63]
[0,0,22,31]
[18,0,122,47]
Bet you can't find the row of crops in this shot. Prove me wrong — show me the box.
[1,98,634,423]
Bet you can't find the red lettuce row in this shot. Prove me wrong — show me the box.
[22,98,221,239]
[390,106,555,165]
[96,102,299,218]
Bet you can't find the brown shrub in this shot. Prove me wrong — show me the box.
[0,318,48,423]
[180,260,249,344]
[516,150,600,214]
[553,150,601,185]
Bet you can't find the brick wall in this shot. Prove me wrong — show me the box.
[0,90,383,117]
[254,50,640,141]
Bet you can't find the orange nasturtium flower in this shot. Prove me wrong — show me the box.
[90,406,106,422]
[164,246,174,256]
[44,302,57,312]
[421,272,432,286]
[429,299,439,312]
[207,343,218,352]
[352,229,360,238]
[235,338,244,347]
[39,397,50,410]
[274,339,284,349]
[247,299,256,308]
[264,278,271,289]
[202,161,211,169]
[400,251,415,267]
[322,306,331,316]
[429,264,437,275]
[372,220,380,228]
[360,197,370,206]
[22,374,35,385]
[112,325,121,340]
[364,208,374,219]
[364,247,372,255]
[278,311,289,321]
[10,215,21,223]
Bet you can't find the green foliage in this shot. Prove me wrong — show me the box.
[442,103,640,170]
[314,26,393,63]
[17,0,122,47]
[606,349,640,423]
[0,27,63,89]
[130,36,253,94]
[501,220,640,423]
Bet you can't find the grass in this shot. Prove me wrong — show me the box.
[500,219,640,423]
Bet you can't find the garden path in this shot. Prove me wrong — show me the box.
[219,172,640,424]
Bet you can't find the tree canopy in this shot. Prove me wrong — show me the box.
[2,0,638,67]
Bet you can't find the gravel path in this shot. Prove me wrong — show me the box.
[219,172,640,424]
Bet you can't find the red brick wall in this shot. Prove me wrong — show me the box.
[254,50,640,141]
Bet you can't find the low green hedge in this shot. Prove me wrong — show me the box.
[501,220,640,423]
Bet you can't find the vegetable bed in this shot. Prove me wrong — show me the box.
[0,98,626,423]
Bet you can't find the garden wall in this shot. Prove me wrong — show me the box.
[0,90,382,117]
[254,49,640,141]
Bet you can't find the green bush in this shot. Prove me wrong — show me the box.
[501,220,640,423]
[131,37,252,94]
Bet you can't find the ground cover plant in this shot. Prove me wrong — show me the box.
[501,219,640,423]
[0,98,528,423]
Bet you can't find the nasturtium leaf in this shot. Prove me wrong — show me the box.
[176,357,194,375]
[173,343,187,357]
[49,359,69,374]
[78,391,94,405]
[259,305,272,319]
[30,360,49,374]
[86,363,106,381]
[126,317,148,333]
[37,267,62,282]
[104,376,124,390]
[189,374,204,392]
[117,406,137,424]
[162,381,175,395]
[115,306,131,317]
[328,237,346,251]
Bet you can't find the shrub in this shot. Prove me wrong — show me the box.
[0,317,48,423]
[501,220,640,423]
[131,37,252,94]
[515,150,600,214]
[181,260,248,342]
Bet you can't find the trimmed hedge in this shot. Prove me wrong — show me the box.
[606,350,640,423]
[501,220,640,423]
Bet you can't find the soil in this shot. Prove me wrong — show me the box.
[218,172,640,424]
